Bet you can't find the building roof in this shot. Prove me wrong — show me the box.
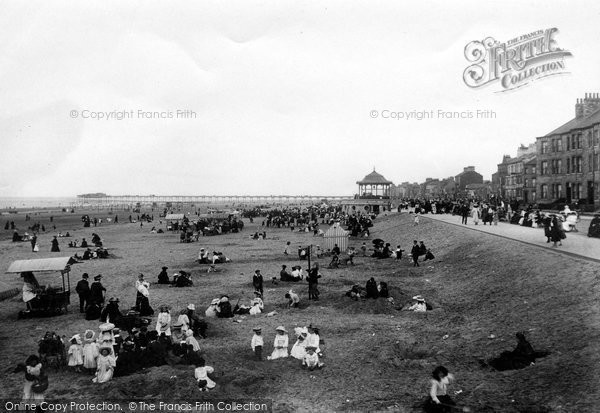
[545,107,600,136]
[6,257,77,273]
[356,170,393,185]
[455,169,482,177]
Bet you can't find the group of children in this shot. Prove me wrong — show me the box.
[65,324,120,383]
[251,325,324,370]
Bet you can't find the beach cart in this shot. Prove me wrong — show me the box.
[6,257,77,318]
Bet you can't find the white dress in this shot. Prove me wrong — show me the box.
[67,344,84,366]
[267,334,289,360]
[177,314,190,331]
[290,338,307,359]
[156,312,172,336]
[94,354,115,383]
[82,341,99,369]
[195,366,216,389]
[306,333,321,353]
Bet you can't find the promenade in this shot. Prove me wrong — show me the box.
[421,213,600,262]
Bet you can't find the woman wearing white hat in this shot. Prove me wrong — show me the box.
[408,295,427,312]
[82,330,99,374]
[205,299,220,317]
[267,326,289,360]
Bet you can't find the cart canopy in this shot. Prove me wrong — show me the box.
[6,257,77,274]
[165,214,185,220]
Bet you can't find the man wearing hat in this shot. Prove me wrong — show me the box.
[252,270,264,296]
[157,266,170,284]
[75,273,90,313]
[89,275,106,307]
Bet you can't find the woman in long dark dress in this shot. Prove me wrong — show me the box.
[51,236,60,252]
[550,216,563,247]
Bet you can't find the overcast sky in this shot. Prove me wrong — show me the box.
[1,0,599,197]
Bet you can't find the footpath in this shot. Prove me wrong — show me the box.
[420,213,600,263]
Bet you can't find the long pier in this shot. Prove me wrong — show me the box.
[74,194,353,208]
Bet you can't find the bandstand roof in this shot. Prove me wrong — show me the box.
[356,170,393,185]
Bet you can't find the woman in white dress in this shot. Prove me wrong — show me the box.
[156,306,172,336]
[290,327,308,360]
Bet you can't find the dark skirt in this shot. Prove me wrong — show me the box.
[423,395,455,413]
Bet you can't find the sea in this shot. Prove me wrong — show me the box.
[0,197,78,209]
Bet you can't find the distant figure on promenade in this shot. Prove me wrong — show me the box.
[461,205,469,225]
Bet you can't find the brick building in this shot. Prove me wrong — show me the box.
[455,166,483,192]
[536,93,600,208]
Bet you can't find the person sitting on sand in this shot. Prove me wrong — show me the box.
[291,266,303,281]
[407,295,427,312]
[486,332,547,371]
[249,292,264,315]
[279,265,293,281]
[157,266,170,284]
[302,346,324,370]
[205,299,220,317]
[216,296,234,318]
[198,248,209,264]
[423,366,455,413]
[365,277,378,299]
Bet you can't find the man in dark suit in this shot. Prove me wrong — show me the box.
[411,240,420,267]
[75,273,90,313]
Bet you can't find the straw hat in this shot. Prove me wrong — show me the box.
[275,326,287,332]
[84,329,95,341]
[99,347,112,356]
[187,304,195,311]
[70,334,82,344]
[412,295,425,302]
[99,323,115,332]
[253,327,262,332]
[210,298,220,305]
[185,329,194,337]
[108,297,119,303]
[94,274,102,281]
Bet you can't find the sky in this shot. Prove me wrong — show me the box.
[1,0,599,197]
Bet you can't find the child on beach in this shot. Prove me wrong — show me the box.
[194,358,216,391]
[423,366,456,413]
[251,328,263,361]
[414,213,420,226]
[93,347,115,383]
[67,334,84,373]
[82,330,99,375]
[302,346,324,370]
[267,326,289,360]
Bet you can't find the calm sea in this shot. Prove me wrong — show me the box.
[0,197,78,209]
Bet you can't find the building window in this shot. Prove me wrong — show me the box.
[541,184,548,199]
[541,161,548,175]
[567,158,571,173]
[532,178,536,188]
[573,183,582,199]
[541,141,549,154]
